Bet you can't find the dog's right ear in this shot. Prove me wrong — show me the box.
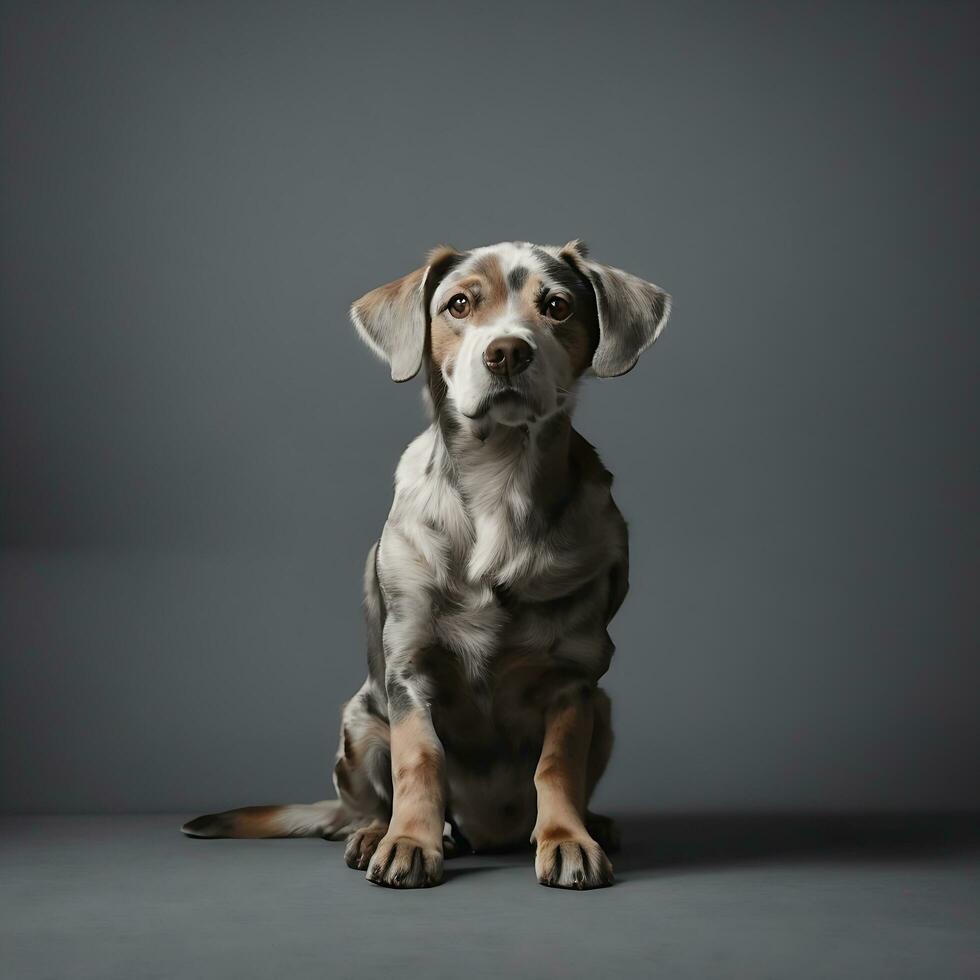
[350,246,463,382]
[559,240,671,379]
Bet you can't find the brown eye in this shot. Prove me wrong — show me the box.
[448,294,470,319]
[545,296,572,321]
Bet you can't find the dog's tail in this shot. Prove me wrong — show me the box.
[181,800,350,840]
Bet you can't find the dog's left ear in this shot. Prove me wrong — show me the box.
[350,246,463,382]
[559,241,672,378]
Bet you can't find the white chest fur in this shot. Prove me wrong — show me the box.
[378,423,623,684]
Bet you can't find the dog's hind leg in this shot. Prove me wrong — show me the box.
[333,681,393,864]
[337,544,399,866]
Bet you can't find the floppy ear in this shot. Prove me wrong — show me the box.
[560,241,671,378]
[350,246,462,382]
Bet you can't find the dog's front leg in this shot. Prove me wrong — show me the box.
[532,688,615,889]
[365,680,446,889]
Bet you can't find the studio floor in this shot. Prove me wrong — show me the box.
[2,814,978,979]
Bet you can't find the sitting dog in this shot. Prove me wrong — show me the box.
[183,240,671,889]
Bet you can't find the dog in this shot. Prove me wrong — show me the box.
[183,240,671,890]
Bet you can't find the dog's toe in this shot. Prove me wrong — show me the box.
[366,835,443,888]
[535,836,614,890]
[344,824,387,871]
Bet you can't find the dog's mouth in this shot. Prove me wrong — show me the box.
[461,386,527,421]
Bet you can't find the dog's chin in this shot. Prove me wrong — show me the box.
[458,388,541,427]
[487,390,533,426]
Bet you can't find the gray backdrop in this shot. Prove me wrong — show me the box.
[1,0,977,815]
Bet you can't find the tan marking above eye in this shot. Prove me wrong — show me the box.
[544,296,572,321]
[448,294,470,319]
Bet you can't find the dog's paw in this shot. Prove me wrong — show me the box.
[535,834,614,890]
[585,812,621,854]
[366,834,443,889]
[344,824,387,871]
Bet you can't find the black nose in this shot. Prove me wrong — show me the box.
[483,336,533,377]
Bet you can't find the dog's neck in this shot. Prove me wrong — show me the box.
[424,369,576,521]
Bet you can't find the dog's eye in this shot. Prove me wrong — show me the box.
[545,296,572,322]
[448,294,470,319]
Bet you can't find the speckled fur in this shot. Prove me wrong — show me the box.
[182,241,671,891]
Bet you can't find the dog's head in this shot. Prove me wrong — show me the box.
[351,241,670,427]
